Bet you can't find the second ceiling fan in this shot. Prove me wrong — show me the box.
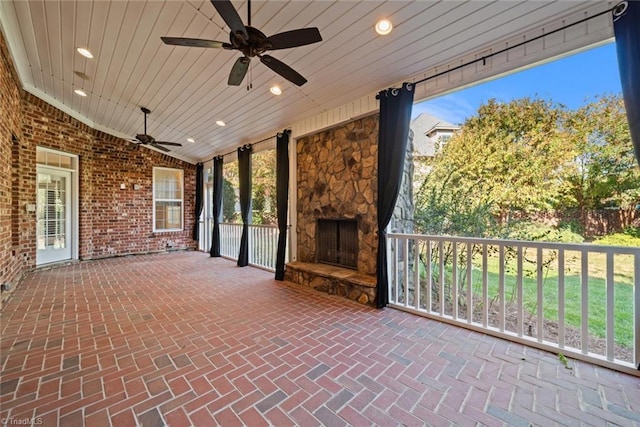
[162,0,322,87]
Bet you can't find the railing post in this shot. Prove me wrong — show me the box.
[635,252,640,370]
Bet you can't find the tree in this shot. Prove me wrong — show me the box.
[563,94,640,212]
[419,98,574,224]
[222,178,237,222]
[251,150,277,224]
[219,150,278,224]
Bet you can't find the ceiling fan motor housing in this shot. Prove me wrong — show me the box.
[231,26,270,57]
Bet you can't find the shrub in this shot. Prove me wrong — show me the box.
[593,227,640,247]
[507,221,584,243]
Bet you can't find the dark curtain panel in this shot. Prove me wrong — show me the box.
[613,1,640,166]
[209,156,223,257]
[275,129,291,280]
[192,163,204,240]
[375,83,415,309]
[237,145,252,267]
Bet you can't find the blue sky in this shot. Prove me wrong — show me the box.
[412,42,623,125]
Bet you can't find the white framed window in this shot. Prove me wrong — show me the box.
[153,167,184,232]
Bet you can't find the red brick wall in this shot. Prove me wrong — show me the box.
[0,26,25,301]
[22,94,197,260]
[1,28,197,303]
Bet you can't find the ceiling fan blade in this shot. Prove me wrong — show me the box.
[260,55,307,86]
[150,143,171,152]
[161,37,231,49]
[264,28,322,50]
[211,0,248,40]
[228,57,250,86]
[154,141,183,147]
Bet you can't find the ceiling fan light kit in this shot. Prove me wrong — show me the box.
[161,0,322,87]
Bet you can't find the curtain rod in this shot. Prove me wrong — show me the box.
[211,134,277,161]
[413,5,615,87]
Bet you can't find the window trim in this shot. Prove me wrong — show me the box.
[152,167,184,233]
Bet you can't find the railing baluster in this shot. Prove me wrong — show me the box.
[426,239,432,312]
[482,244,488,328]
[404,238,410,307]
[253,227,257,265]
[517,246,523,337]
[606,252,614,361]
[499,244,505,333]
[452,242,458,319]
[537,247,543,342]
[634,252,640,368]
[558,249,565,349]
[393,237,399,303]
[439,241,445,316]
[414,238,421,310]
[581,250,589,354]
[467,242,472,324]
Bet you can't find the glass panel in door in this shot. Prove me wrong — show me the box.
[36,168,72,264]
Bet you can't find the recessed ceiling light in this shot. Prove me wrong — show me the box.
[375,19,393,35]
[77,47,93,58]
[187,138,195,143]
[216,120,226,127]
[270,85,282,95]
[74,89,87,97]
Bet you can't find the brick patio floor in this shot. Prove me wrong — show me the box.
[1,252,639,426]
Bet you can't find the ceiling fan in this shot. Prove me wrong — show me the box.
[161,0,322,86]
[133,107,183,152]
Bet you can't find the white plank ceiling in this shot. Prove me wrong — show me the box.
[0,0,615,163]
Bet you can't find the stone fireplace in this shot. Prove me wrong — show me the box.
[294,115,378,273]
[284,113,413,306]
[284,115,379,305]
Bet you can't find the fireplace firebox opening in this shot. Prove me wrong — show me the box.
[316,218,358,269]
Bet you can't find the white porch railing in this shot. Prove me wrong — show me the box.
[219,223,283,271]
[387,233,640,375]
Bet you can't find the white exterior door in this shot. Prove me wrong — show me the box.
[36,167,72,265]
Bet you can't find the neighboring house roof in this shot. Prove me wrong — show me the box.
[411,113,460,157]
